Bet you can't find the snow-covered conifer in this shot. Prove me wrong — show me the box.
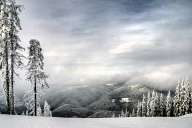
[120,109,125,117]
[112,113,115,118]
[21,112,25,115]
[150,90,156,116]
[0,0,11,113]
[37,105,42,116]
[23,88,42,116]
[9,0,23,114]
[159,93,165,116]
[146,91,151,117]
[174,80,182,116]
[43,101,52,117]
[186,82,192,114]
[131,108,136,117]
[141,94,147,117]
[179,79,187,115]
[26,110,29,116]
[166,90,173,117]
[27,39,48,116]
[0,0,23,114]
[137,101,142,117]
[154,92,160,116]
[183,80,192,114]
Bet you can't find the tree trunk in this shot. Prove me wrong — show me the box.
[34,75,37,116]
[10,37,15,114]
[10,15,15,115]
[5,39,10,114]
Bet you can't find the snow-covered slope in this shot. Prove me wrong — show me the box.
[181,114,192,118]
[0,83,169,117]
[45,83,161,117]
[0,114,192,128]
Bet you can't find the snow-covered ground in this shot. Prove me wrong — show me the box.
[0,114,192,128]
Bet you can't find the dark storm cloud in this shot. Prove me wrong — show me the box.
[16,0,192,89]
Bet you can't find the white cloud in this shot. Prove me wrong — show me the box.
[13,0,192,89]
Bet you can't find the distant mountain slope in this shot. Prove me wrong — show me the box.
[44,83,168,117]
[0,82,170,117]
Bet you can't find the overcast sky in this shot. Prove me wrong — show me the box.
[16,0,192,89]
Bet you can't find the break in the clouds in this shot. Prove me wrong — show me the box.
[16,0,192,89]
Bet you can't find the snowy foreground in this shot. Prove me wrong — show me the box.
[0,114,192,128]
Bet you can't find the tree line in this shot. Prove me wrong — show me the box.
[0,0,49,116]
[131,79,192,117]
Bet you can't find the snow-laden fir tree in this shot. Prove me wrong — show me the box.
[26,110,29,116]
[136,101,142,117]
[111,112,115,118]
[0,0,11,114]
[8,0,23,114]
[179,79,187,115]
[166,90,173,117]
[120,109,125,117]
[23,87,42,116]
[43,100,52,117]
[131,108,136,117]
[159,93,165,116]
[184,81,192,114]
[173,79,192,116]
[37,105,42,116]
[124,106,129,117]
[181,79,192,114]
[21,111,25,115]
[141,94,147,117]
[27,39,48,116]
[0,0,23,114]
[154,92,160,116]
[150,90,156,116]
[174,80,182,116]
[146,91,151,117]
[149,91,160,117]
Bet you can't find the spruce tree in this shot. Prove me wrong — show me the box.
[131,108,136,117]
[23,88,42,116]
[150,90,156,116]
[187,82,192,114]
[26,110,29,116]
[0,0,11,114]
[174,80,181,116]
[141,94,147,117]
[136,101,142,117]
[146,91,151,117]
[154,92,160,116]
[111,112,115,118]
[120,109,125,117]
[166,90,173,117]
[27,39,48,116]
[0,0,23,114]
[43,101,52,117]
[159,93,166,116]
[180,79,187,115]
[37,105,42,116]
[183,80,192,114]
[9,0,23,114]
